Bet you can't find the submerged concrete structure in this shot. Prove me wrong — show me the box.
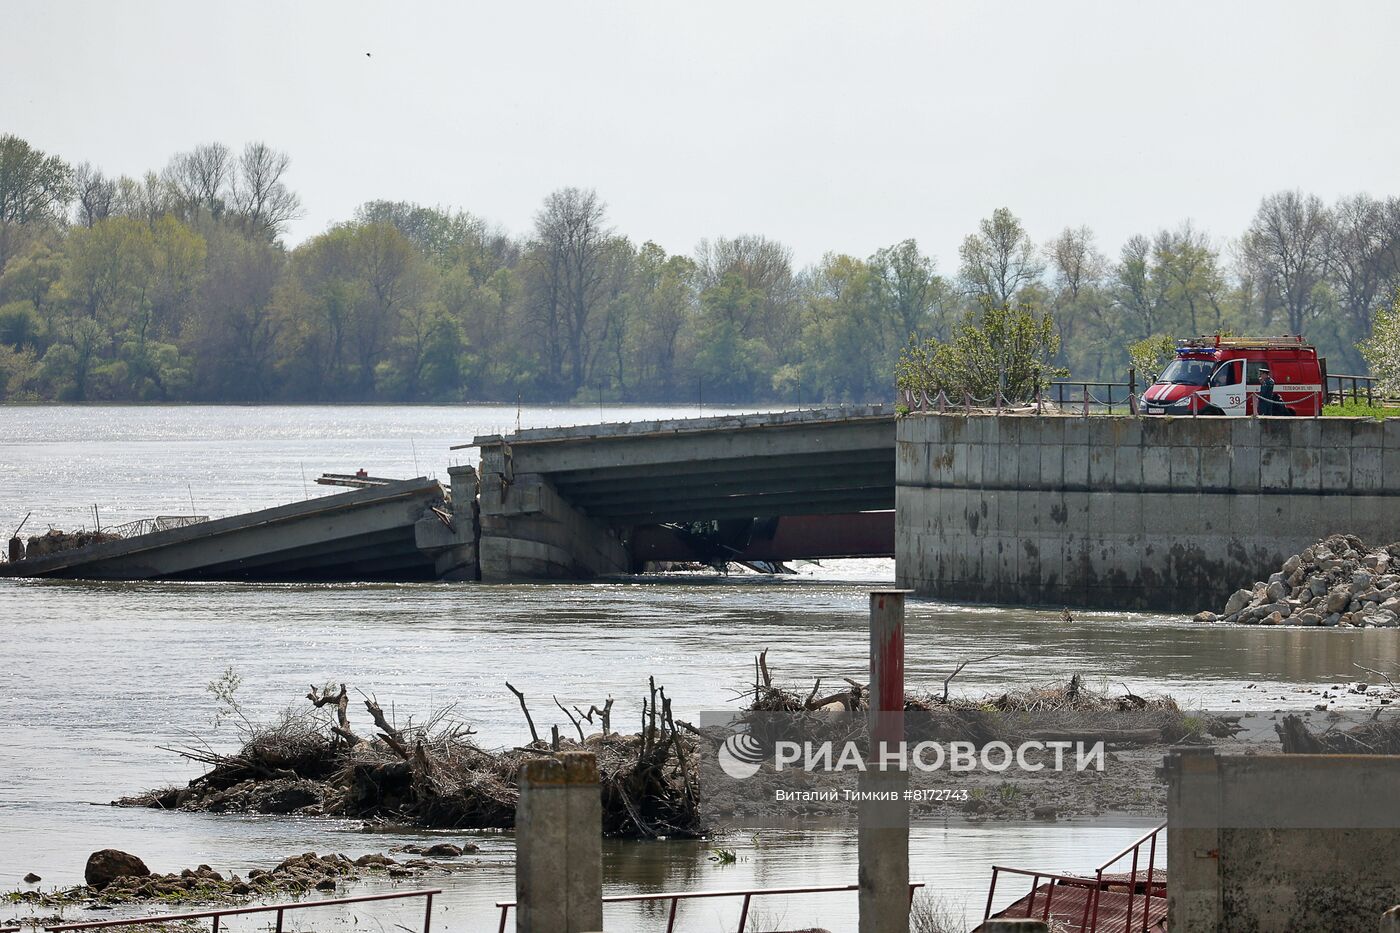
[0,476,477,582]
[1164,747,1400,932]
[467,406,896,580]
[896,413,1400,610]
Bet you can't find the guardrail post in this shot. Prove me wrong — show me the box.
[516,751,603,933]
[859,590,910,933]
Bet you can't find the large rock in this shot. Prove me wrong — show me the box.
[1324,587,1352,614]
[85,849,151,888]
[1223,588,1252,616]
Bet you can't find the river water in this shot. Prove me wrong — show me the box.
[3,405,1397,932]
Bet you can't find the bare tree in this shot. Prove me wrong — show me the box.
[528,187,615,394]
[1327,193,1395,332]
[231,142,301,239]
[71,162,116,228]
[958,207,1045,306]
[1047,226,1105,301]
[165,143,233,221]
[1243,191,1331,335]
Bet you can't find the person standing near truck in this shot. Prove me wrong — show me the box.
[1256,366,1290,415]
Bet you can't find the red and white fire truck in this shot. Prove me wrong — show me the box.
[1138,336,1324,416]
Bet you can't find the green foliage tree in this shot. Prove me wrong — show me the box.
[897,300,1064,403]
[1359,296,1400,397]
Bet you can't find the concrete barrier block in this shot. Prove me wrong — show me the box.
[1352,446,1383,492]
[1385,448,1400,493]
[1352,417,1384,449]
[1319,446,1351,492]
[1386,419,1400,450]
[1106,416,1143,448]
[1230,442,1261,491]
[1170,446,1201,488]
[988,445,1017,486]
[1017,442,1041,488]
[967,441,985,486]
[1230,417,1262,448]
[1319,417,1353,452]
[1039,444,1064,486]
[1259,447,1291,489]
[1037,417,1065,448]
[1062,417,1091,446]
[1063,444,1090,488]
[963,416,988,446]
[1088,489,1116,539]
[1114,445,1143,489]
[970,491,995,537]
[951,443,969,484]
[1287,446,1321,492]
[1199,444,1231,490]
[983,416,1002,448]
[1142,416,1173,448]
[1141,445,1172,489]
[1260,417,1299,447]
[1088,443,1114,487]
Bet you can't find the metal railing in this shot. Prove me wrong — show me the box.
[103,515,209,539]
[982,821,1165,932]
[1326,373,1384,406]
[42,888,441,933]
[1048,380,1136,414]
[496,881,925,933]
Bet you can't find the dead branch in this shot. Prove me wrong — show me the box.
[307,683,360,744]
[804,678,822,709]
[758,649,771,688]
[554,695,585,742]
[941,654,1002,703]
[1354,662,1398,692]
[574,696,613,735]
[505,681,540,744]
[362,694,409,759]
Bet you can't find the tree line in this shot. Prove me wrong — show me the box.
[2,132,1399,404]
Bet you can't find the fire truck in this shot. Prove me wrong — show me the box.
[1138,336,1324,416]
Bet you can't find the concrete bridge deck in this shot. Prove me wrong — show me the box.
[463,405,897,579]
[0,476,478,582]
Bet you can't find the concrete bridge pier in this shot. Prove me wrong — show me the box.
[412,464,481,581]
[477,453,628,581]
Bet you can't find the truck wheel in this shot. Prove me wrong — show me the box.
[1200,404,1224,416]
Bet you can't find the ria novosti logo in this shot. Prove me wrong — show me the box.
[714,727,1105,780]
[717,731,767,779]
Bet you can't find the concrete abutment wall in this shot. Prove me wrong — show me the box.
[896,414,1400,611]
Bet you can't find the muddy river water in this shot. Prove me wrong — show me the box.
[3,405,1397,931]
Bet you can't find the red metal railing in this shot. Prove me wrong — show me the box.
[982,821,1166,932]
[41,888,441,933]
[496,881,925,933]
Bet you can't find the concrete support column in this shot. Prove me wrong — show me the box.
[859,589,911,933]
[478,470,629,581]
[1163,747,1222,933]
[515,751,603,933]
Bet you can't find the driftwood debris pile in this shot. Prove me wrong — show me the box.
[741,650,1217,748]
[118,679,702,839]
[1278,712,1400,755]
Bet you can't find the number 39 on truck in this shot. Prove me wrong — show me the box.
[1138,336,1324,417]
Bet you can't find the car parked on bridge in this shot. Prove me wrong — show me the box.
[1138,336,1324,416]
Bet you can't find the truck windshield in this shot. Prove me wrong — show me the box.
[1158,359,1213,386]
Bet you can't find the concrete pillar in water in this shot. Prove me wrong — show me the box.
[859,589,911,933]
[515,751,603,933]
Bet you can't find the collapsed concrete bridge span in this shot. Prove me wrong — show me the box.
[462,406,897,580]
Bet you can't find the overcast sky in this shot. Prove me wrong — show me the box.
[6,1,1399,269]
